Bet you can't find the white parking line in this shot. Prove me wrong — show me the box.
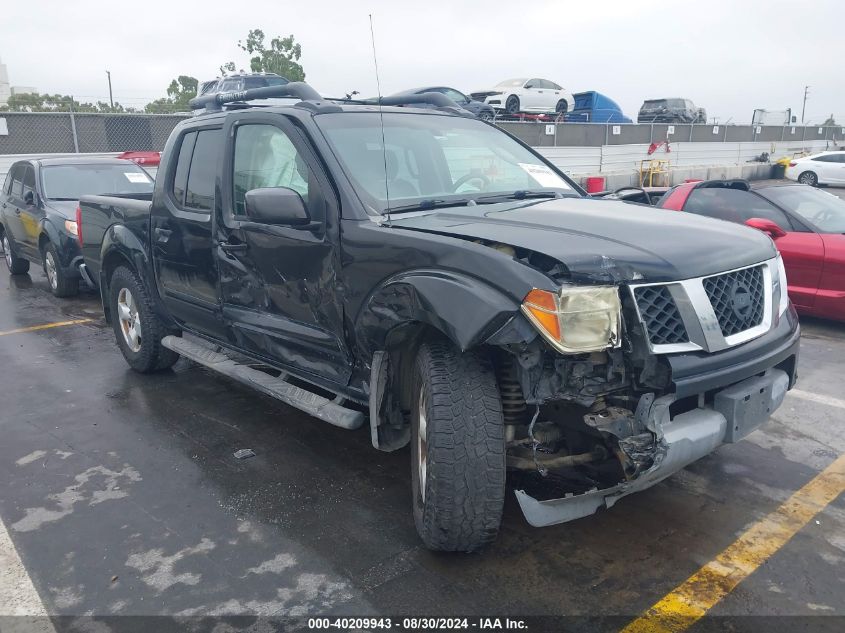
[0,517,55,630]
[788,389,845,411]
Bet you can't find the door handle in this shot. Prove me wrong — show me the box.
[154,227,172,244]
[220,241,248,253]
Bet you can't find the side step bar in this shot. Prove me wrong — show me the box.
[161,336,365,430]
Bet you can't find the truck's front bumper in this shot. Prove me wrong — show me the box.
[515,310,800,527]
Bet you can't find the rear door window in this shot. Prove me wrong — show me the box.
[172,132,197,205]
[684,188,793,230]
[185,130,223,212]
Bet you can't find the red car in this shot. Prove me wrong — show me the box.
[659,179,845,321]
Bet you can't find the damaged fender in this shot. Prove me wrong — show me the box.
[356,269,522,356]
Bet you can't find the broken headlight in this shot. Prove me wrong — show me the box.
[521,286,622,354]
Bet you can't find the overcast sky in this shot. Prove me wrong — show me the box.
[2,0,843,123]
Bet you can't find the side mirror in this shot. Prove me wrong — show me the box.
[244,187,310,226]
[745,217,787,239]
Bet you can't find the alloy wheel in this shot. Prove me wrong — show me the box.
[45,251,58,290]
[117,287,142,353]
[2,236,11,270]
[417,384,428,504]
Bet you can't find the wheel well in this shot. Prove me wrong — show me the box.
[38,233,50,254]
[101,250,135,322]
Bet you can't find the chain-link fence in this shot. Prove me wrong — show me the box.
[0,111,189,154]
[0,111,843,156]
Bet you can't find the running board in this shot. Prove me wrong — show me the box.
[161,336,365,430]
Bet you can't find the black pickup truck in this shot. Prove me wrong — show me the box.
[79,83,800,552]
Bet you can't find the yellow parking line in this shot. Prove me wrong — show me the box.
[621,453,845,633]
[0,318,94,337]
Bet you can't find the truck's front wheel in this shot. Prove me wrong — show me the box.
[411,338,506,552]
[109,266,178,373]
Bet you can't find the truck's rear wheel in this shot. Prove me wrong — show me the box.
[411,338,506,552]
[109,266,178,373]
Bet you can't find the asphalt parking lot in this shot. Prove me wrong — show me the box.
[0,186,844,632]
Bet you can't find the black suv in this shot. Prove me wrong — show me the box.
[78,84,799,551]
[638,98,706,123]
[1,157,154,296]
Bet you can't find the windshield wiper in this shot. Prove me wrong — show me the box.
[387,198,472,214]
[474,190,572,204]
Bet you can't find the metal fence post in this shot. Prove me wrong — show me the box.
[689,124,693,142]
[68,99,80,153]
[801,125,806,152]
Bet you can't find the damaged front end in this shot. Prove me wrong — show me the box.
[511,370,788,526]
[486,261,795,527]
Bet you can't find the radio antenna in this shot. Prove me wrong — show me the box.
[369,13,391,225]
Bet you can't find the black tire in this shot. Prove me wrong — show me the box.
[478,110,494,122]
[505,95,520,115]
[2,231,30,275]
[555,99,568,114]
[797,171,818,186]
[42,242,78,298]
[108,265,179,373]
[411,337,506,552]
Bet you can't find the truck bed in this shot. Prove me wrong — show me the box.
[78,192,153,288]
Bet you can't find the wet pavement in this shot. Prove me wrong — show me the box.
[0,243,844,629]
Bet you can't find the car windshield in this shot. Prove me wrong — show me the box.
[497,79,527,88]
[41,164,154,200]
[758,186,845,233]
[315,112,577,215]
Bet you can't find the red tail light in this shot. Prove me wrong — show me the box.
[75,206,83,248]
[788,161,797,167]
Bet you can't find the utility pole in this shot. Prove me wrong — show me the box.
[801,85,810,124]
[106,70,114,110]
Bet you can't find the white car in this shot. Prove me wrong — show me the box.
[785,151,845,186]
[477,78,574,115]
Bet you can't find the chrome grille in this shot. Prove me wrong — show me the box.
[702,266,765,337]
[633,285,688,345]
[628,259,776,355]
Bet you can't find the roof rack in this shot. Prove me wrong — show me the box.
[188,82,322,112]
[375,92,474,116]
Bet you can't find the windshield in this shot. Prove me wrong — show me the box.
[496,79,527,88]
[41,164,154,200]
[315,112,577,215]
[759,186,845,233]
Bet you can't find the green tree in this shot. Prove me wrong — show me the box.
[221,29,305,81]
[822,114,837,126]
[0,93,128,113]
[144,75,198,113]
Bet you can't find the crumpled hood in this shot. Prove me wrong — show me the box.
[389,197,777,283]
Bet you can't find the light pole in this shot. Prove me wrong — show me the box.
[801,85,810,124]
[106,70,114,110]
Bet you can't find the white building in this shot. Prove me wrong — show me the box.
[0,57,11,106]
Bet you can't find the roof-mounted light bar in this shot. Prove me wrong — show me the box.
[188,82,322,112]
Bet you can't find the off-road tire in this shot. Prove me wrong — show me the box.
[2,231,30,275]
[109,266,179,373]
[411,337,506,552]
[43,242,78,298]
[797,171,818,186]
[505,95,520,115]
